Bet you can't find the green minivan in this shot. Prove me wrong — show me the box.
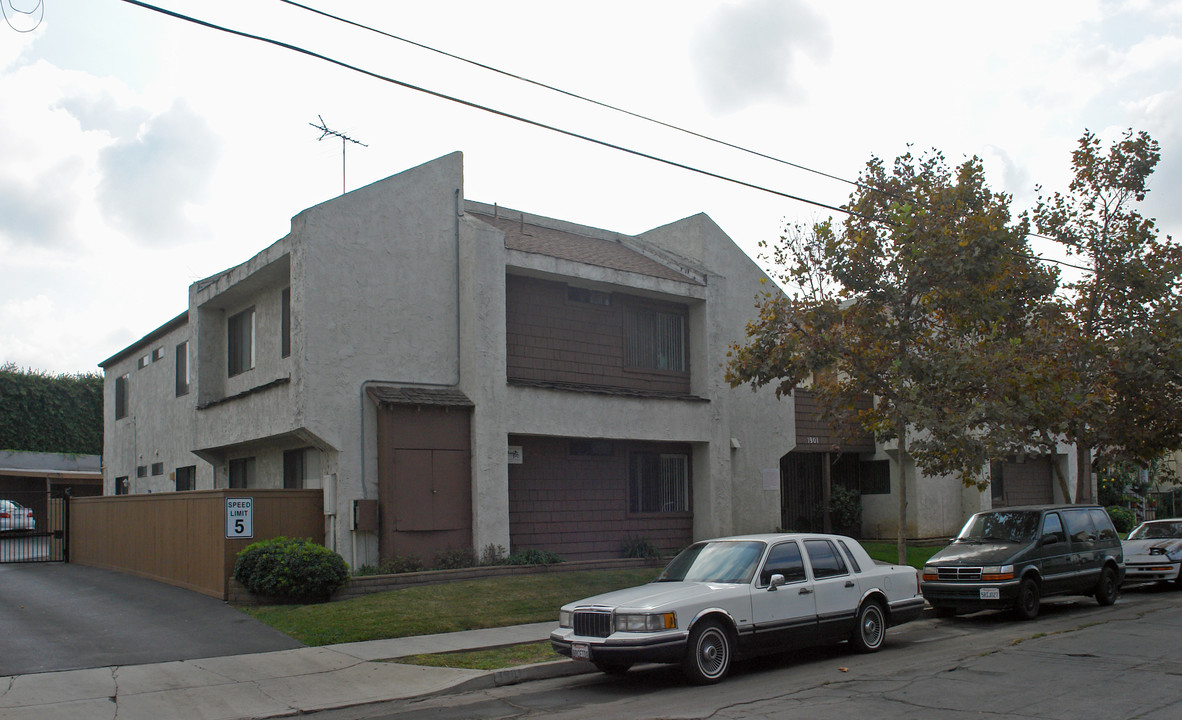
[921,505,1125,620]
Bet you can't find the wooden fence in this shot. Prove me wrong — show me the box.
[69,489,323,600]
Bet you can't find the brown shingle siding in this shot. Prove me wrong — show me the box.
[507,436,693,561]
[506,275,692,397]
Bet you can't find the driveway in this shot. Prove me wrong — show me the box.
[0,563,303,676]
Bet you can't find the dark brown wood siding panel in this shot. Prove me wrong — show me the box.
[508,435,693,561]
[993,457,1054,507]
[793,389,876,453]
[377,405,472,562]
[505,275,690,395]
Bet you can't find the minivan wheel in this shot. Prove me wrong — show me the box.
[1012,578,1040,620]
[1094,566,1118,606]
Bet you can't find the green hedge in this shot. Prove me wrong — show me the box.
[234,537,349,602]
[0,364,102,454]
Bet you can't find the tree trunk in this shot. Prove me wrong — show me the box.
[822,452,832,534]
[1076,443,1093,504]
[896,415,908,565]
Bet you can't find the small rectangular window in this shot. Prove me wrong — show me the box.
[151,462,164,476]
[859,460,890,495]
[175,341,190,397]
[175,465,196,491]
[281,287,291,358]
[115,374,129,419]
[569,439,613,457]
[567,286,611,306]
[228,307,256,377]
[137,354,151,369]
[136,465,147,478]
[114,476,129,495]
[151,347,164,362]
[228,457,255,489]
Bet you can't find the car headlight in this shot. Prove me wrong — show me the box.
[614,612,676,633]
[1168,550,1182,562]
[981,565,1015,582]
[922,565,937,581]
[559,610,572,628]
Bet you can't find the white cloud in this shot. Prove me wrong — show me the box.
[692,0,832,112]
[96,99,221,245]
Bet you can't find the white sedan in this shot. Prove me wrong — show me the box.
[1122,519,1182,585]
[551,533,925,684]
[0,500,35,533]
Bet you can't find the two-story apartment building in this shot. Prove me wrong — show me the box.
[99,152,1081,569]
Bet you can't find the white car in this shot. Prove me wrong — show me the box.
[0,500,35,533]
[1122,518,1182,585]
[551,533,925,684]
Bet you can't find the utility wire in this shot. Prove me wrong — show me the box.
[118,0,856,219]
[276,0,1092,274]
[278,0,868,194]
[119,0,1091,274]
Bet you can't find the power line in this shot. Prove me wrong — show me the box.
[118,0,1092,275]
[117,0,855,219]
[275,0,1094,276]
[278,0,868,195]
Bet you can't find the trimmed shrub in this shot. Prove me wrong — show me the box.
[620,536,663,560]
[507,548,564,565]
[379,555,426,575]
[432,546,477,570]
[1106,505,1135,534]
[234,537,349,602]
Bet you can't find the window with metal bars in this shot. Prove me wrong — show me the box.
[629,452,689,513]
[623,305,686,372]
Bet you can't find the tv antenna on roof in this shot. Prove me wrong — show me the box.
[309,115,368,195]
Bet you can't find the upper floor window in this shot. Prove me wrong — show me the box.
[115,374,129,419]
[175,465,196,491]
[228,457,255,489]
[227,307,256,377]
[281,287,292,358]
[175,341,190,397]
[624,305,686,372]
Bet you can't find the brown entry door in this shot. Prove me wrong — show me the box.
[390,449,471,531]
[377,404,472,560]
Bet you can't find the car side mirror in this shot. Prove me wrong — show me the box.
[1040,533,1060,547]
[768,574,786,591]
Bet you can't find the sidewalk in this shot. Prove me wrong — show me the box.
[0,622,592,720]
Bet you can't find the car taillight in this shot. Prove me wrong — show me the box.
[0,512,9,519]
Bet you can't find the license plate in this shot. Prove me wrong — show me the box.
[980,588,1000,600]
[571,643,590,661]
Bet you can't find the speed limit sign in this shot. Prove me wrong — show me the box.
[226,497,254,538]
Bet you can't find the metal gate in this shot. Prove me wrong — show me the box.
[0,489,68,563]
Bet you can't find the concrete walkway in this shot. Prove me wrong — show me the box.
[0,621,592,720]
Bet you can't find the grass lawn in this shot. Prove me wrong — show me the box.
[391,641,560,670]
[860,541,944,569]
[240,567,659,646]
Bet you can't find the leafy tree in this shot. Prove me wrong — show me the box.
[0,363,103,455]
[727,150,1056,563]
[1034,129,1182,502]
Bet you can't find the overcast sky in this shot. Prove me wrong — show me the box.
[2,0,1180,375]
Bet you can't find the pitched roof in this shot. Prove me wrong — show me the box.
[475,213,699,284]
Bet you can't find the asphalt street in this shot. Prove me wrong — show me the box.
[0,562,303,676]
[302,583,1182,720]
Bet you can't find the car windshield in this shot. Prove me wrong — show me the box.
[657,540,766,584]
[956,510,1041,544]
[1128,521,1182,540]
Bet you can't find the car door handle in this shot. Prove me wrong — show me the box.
[845,581,856,588]
[799,587,813,595]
